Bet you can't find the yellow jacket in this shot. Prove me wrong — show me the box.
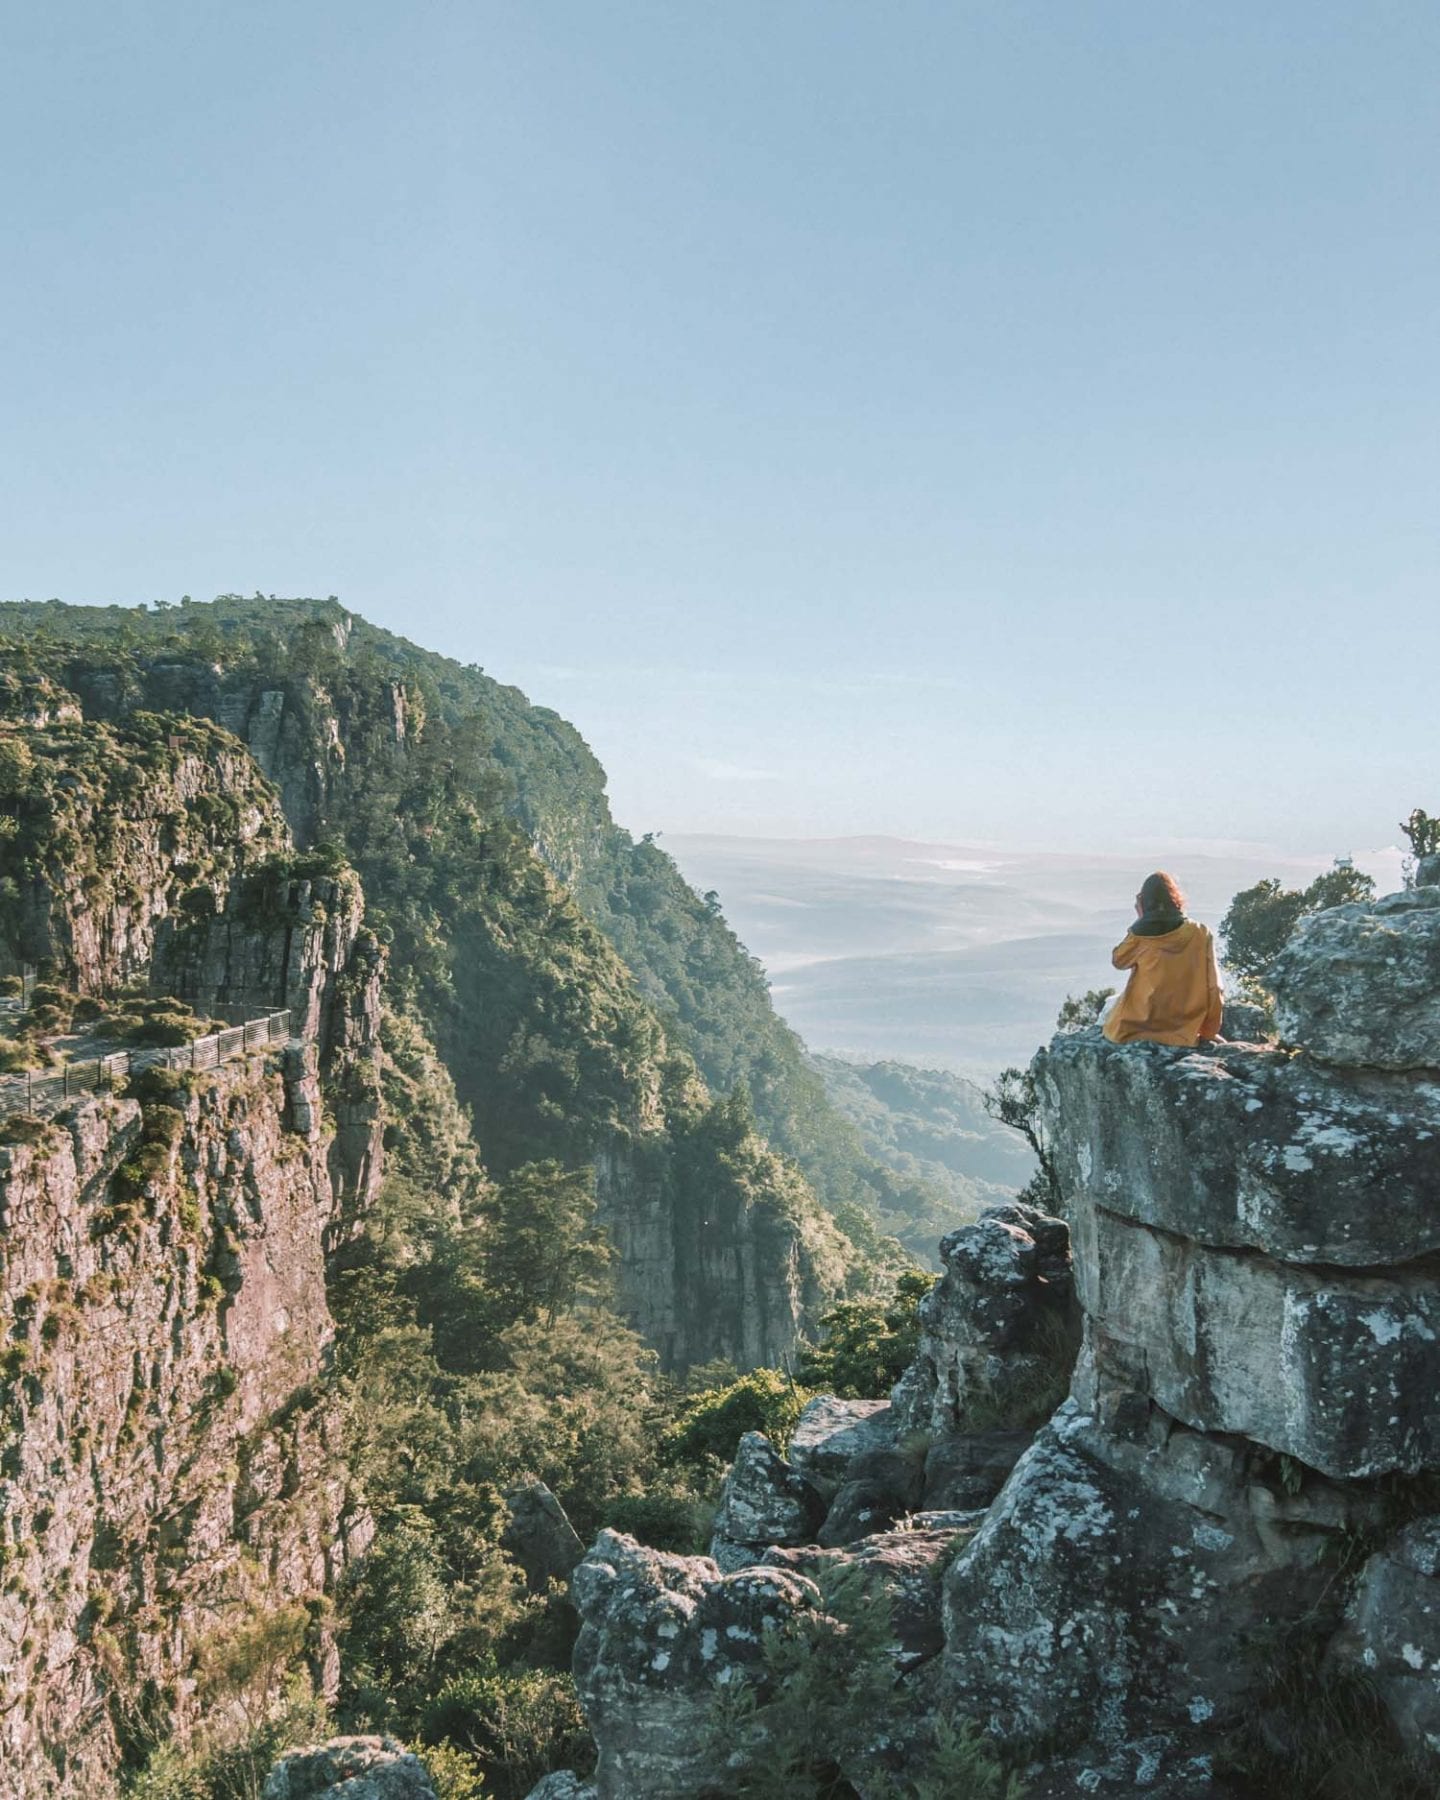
[1103,920,1223,1046]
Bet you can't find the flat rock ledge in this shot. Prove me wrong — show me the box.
[1036,1031,1440,1266]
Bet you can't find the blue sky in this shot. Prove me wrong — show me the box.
[2,2,1435,854]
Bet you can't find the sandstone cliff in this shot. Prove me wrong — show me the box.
[0,702,387,1794]
[0,1055,374,1796]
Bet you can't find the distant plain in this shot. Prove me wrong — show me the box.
[666,835,1402,1078]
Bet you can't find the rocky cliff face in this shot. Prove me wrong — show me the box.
[0,709,291,995]
[0,699,387,1795]
[2,622,858,1373]
[0,1057,373,1796]
[596,1126,855,1372]
[554,879,1440,1797]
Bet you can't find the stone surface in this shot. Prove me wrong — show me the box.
[263,1736,437,1799]
[0,1063,373,1795]
[1070,1204,1440,1478]
[787,1396,896,1493]
[709,1431,826,1571]
[571,1530,819,1800]
[503,1480,586,1591]
[765,1521,974,1672]
[524,1776,599,1800]
[817,1478,907,1547]
[922,1427,1033,1512]
[818,1441,925,1546]
[1036,1031,1440,1266]
[1219,994,1273,1042]
[942,1401,1379,1762]
[1270,886,1440,1069]
[1330,1517,1440,1765]
[890,1200,1075,1438]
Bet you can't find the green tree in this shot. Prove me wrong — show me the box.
[1401,808,1440,857]
[1220,860,1375,983]
[798,1270,932,1399]
[1054,987,1114,1033]
[981,1063,1057,1211]
[480,1161,611,1332]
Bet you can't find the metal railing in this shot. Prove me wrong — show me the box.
[0,1010,293,1122]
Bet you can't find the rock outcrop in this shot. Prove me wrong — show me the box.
[1331,1520,1440,1766]
[890,1198,1076,1439]
[0,1057,373,1795]
[503,1480,587,1592]
[709,1431,826,1571]
[264,1736,438,1799]
[571,1531,821,1799]
[1270,885,1440,1068]
[565,880,1440,1792]
[594,1130,855,1373]
[2,711,292,994]
[788,1395,896,1492]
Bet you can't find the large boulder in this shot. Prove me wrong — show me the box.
[941,1401,1380,1768]
[524,1776,599,1800]
[709,1432,826,1571]
[264,1737,437,1799]
[890,1201,1075,1438]
[1036,1032,1440,1266]
[1330,1517,1440,1766]
[504,1479,586,1591]
[571,1530,819,1799]
[1270,886,1440,1069]
[787,1396,896,1494]
[1220,993,1273,1042]
[1070,1203,1440,1479]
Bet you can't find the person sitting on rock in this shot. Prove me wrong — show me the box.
[1103,870,1223,1046]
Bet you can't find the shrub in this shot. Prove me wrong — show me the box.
[1221,862,1375,984]
[1400,808,1440,858]
[119,1010,204,1048]
[419,1741,489,1799]
[664,1367,813,1470]
[799,1270,932,1400]
[420,1665,592,1800]
[1220,1620,1432,1800]
[710,1562,1022,1799]
[0,1035,43,1074]
[600,1488,711,1555]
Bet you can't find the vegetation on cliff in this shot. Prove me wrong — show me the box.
[0,594,949,1242]
[0,599,949,1796]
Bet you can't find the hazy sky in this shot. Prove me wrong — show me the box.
[2,3,1435,854]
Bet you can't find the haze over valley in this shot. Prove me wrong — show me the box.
[667,832,1404,1076]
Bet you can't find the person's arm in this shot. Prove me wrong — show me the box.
[1200,927,1224,1039]
[1112,934,1140,971]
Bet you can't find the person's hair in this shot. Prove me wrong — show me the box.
[1139,871,1186,916]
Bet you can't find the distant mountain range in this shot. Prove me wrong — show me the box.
[666,834,1400,1076]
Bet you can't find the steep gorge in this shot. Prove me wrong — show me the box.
[0,602,878,1371]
